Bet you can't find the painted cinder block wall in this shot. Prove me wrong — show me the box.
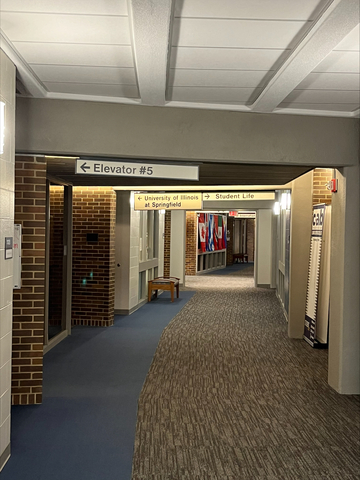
[0,50,16,467]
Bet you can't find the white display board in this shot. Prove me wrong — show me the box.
[13,224,21,289]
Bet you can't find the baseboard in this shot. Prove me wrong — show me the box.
[115,299,147,316]
[257,284,272,289]
[0,443,10,472]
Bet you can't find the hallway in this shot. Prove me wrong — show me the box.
[132,266,360,479]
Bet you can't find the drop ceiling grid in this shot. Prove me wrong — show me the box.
[0,2,140,99]
[168,0,329,104]
[280,24,360,113]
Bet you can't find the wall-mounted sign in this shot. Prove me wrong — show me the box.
[5,237,13,259]
[75,159,199,181]
[203,192,275,201]
[134,193,202,211]
[234,212,256,219]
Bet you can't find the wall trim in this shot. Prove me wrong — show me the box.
[0,443,11,472]
[115,299,147,316]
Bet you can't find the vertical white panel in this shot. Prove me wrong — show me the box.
[256,209,272,286]
[170,210,186,284]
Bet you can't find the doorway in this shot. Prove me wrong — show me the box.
[44,181,73,353]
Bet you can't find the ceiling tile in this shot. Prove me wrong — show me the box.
[13,43,134,67]
[314,51,360,73]
[1,12,131,44]
[333,24,360,51]
[284,89,360,104]
[0,0,128,15]
[43,82,139,98]
[168,86,262,103]
[169,69,270,88]
[297,72,360,90]
[172,18,309,49]
[279,102,359,112]
[174,0,328,21]
[170,47,287,71]
[31,65,137,85]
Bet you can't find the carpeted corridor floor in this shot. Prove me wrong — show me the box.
[131,266,360,480]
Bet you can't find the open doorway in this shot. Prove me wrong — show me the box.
[44,181,73,353]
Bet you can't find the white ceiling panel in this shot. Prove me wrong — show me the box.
[314,51,360,73]
[13,43,134,68]
[279,102,359,112]
[169,69,270,88]
[172,18,309,49]
[168,86,262,103]
[43,82,139,98]
[284,89,360,104]
[0,0,128,16]
[297,72,360,90]
[333,24,360,51]
[170,47,287,71]
[1,13,131,45]
[174,0,329,21]
[31,65,137,85]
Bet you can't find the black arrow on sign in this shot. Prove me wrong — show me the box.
[204,194,210,199]
[80,162,90,173]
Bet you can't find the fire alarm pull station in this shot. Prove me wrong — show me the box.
[326,179,338,193]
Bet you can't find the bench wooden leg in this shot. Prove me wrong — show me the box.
[171,283,174,302]
[148,283,152,302]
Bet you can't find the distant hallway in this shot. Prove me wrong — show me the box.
[132,266,360,479]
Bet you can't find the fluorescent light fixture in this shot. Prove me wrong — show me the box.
[286,193,291,209]
[273,202,280,215]
[160,209,165,214]
[0,101,5,154]
[281,193,287,210]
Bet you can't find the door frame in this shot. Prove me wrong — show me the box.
[44,178,73,354]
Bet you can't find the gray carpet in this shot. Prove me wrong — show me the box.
[131,267,360,479]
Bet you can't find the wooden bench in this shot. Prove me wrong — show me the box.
[232,253,248,264]
[148,277,180,303]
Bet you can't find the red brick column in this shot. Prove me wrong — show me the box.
[164,211,171,277]
[226,216,234,265]
[185,212,197,275]
[12,156,46,405]
[72,187,116,327]
[313,168,332,205]
[246,219,255,262]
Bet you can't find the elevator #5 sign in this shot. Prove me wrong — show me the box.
[75,160,199,181]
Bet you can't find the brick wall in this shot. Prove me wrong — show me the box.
[164,211,171,277]
[185,212,197,275]
[246,218,255,262]
[226,216,234,265]
[313,168,332,205]
[12,156,46,405]
[48,186,64,326]
[72,187,116,327]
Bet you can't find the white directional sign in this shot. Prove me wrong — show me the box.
[75,159,199,181]
[134,193,202,211]
[203,192,275,201]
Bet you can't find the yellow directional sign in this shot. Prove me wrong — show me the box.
[203,192,275,201]
[134,193,202,211]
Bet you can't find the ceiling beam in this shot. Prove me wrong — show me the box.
[128,0,173,106]
[0,30,47,98]
[252,0,360,113]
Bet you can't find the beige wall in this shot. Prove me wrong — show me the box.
[16,98,359,167]
[0,50,15,470]
[288,172,313,338]
[329,165,360,394]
